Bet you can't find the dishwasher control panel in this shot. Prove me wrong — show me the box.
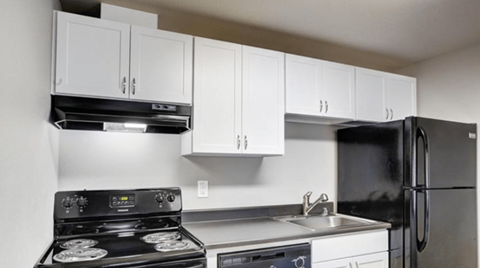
[218,243,310,268]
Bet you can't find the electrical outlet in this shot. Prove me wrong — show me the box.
[198,181,208,198]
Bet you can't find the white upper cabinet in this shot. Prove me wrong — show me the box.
[54,11,130,98]
[356,67,416,122]
[355,67,388,122]
[242,46,285,155]
[182,38,285,156]
[54,11,193,104]
[189,37,242,155]
[322,61,355,119]
[286,54,322,115]
[286,54,355,122]
[387,74,416,120]
[130,26,192,104]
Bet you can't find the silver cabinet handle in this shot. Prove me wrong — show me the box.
[356,261,359,268]
[325,100,329,114]
[319,100,323,113]
[390,108,394,120]
[386,108,389,120]
[132,78,136,95]
[237,135,240,150]
[244,135,248,150]
[349,263,353,268]
[122,77,126,94]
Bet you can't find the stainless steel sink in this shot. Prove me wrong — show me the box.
[274,214,376,231]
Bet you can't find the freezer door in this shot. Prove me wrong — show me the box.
[405,188,477,268]
[405,117,476,188]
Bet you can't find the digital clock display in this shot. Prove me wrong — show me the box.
[110,194,136,208]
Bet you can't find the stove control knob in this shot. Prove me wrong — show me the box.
[78,197,87,206]
[167,193,175,203]
[155,194,164,204]
[292,256,306,268]
[62,197,75,208]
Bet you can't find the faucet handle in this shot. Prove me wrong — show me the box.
[304,191,313,197]
[322,207,329,216]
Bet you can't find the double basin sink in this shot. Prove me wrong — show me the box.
[273,213,377,231]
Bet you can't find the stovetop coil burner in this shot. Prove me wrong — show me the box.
[154,241,189,252]
[53,248,108,263]
[140,231,181,244]
[60,239,98,249]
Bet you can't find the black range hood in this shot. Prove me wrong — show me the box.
[52,95,191,134]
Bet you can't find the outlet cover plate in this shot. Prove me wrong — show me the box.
[198,181,208,198]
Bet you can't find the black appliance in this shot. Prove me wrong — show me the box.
[34,188,206,268]
[337,116,477,268]
[52,95,192,134]
[218,244,310,268]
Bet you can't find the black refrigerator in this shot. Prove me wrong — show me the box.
[337,116,477,268]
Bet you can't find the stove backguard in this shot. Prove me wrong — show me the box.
[54,188,182,222]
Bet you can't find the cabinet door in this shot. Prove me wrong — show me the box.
[192,37,242,154]
[55,12,130,98]
[355,67,387,122]
[313,258,352,268]
[387,74,416,120]
[355,252,389,268]
[286,54,322,115]
[242,46,285,155]
[130,26,193,104]
[322,61,355,119]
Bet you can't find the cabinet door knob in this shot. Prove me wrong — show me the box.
[386,108,389,120]
[319,100,323,113]
[122,77,126,94]
[244,135,248,150]
[325,100,329,114]
[390,108,394,120]
[132,78,136,95]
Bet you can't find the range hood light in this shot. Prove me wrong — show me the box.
[124,123,148,129]
[103,122,147,133]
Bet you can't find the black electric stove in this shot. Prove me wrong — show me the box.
[34,188,206,268]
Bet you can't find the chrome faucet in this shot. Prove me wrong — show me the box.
[303,192,329,216]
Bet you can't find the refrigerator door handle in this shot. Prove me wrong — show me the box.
[414,127,431,253]
[415,189,431,253]
[416,127,430,188]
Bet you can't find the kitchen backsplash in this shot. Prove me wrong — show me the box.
[58,122,339,210]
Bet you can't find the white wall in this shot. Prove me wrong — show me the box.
[0,0,60,267]
[397,42,480,124]
[58,123,338,210]
[397,41,480,267]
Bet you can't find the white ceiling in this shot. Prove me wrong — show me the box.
[65,0,480,64]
